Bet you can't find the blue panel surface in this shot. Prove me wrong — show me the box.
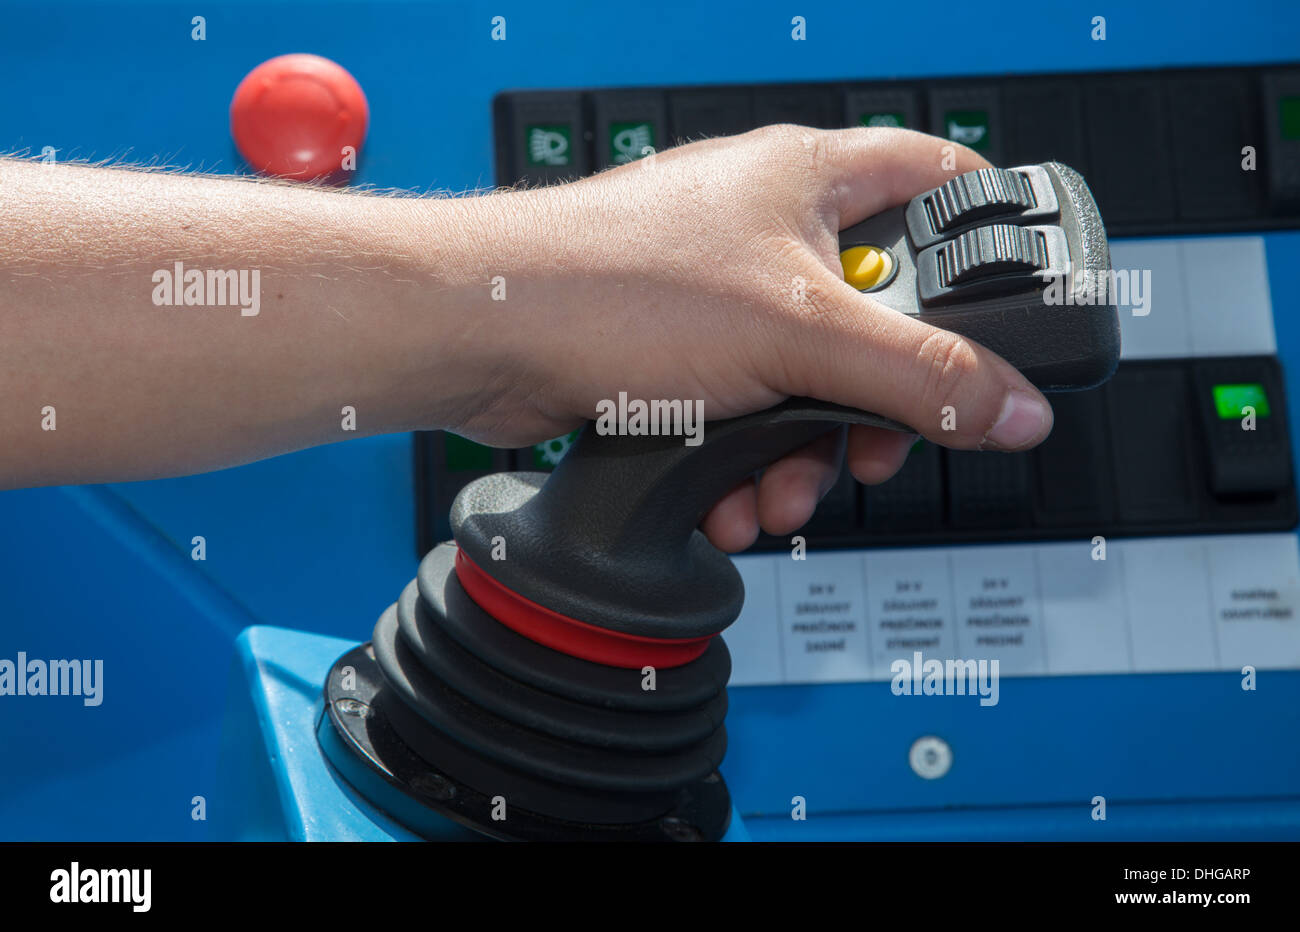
[218,625,751,842]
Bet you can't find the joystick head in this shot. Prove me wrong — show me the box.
[839,161,1120,391]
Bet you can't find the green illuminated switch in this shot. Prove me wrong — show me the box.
[496,90,589,183]
[844,88,918,133]
[591,90,666,170]
[1263,71,1300,206]
[859,112,906,129]
[526,124,573,167]
[531,430,582,470]
[444,434,495,472]
[943,110,991,150]
[1281,96,1300,142]
[609,121,655,164]
[1213,383,1271,420]
[929,87,1001,163]
[1196,364,1291,497]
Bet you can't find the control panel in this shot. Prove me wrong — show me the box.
[419,64,1300,557]
[403,66,1300,835]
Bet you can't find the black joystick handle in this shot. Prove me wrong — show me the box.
[453,401,905,641]
[530,401,904,556]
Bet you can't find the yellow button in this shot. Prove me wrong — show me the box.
[840,245,892,291]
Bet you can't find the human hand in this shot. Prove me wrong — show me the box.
[451,125,1054,551]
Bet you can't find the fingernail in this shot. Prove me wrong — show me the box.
[986,391,1049,450]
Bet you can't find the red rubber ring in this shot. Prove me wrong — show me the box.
[453,549,712,669]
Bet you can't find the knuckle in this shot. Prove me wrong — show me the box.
[915,330,982,425]
[789,269,845,325]
[804,131,834,175]
[759,122,806,144]
[757,271,846,397]
[758,123,830,172]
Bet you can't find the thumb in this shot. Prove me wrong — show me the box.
[821,125,994,228]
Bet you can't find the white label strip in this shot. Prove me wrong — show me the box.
[726,533,1300,686]
[1109,236,1275,359]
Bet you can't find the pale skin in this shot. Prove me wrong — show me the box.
[0,125,1053,552]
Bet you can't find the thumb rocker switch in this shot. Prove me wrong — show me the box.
[905,165,1059,248]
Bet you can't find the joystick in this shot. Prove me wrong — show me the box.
[317,162,1119,841]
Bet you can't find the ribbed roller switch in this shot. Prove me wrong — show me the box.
[916,220,1069,307]
[936,225,1048,287]
[926,168,1034,232]
[905,163,1061,249]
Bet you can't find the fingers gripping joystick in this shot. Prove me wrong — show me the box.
[317,161,1118,842]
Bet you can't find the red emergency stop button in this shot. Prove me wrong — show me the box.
[230,53,368,181]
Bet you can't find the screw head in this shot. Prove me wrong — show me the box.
[335,698,368,718]
[909,735,953,780]
[409,772,456,801]
[660,817,703,842]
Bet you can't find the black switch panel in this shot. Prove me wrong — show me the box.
[864,439,943,532]
[1107,365,1199,524]
[755,85,843,129]
[495,63,1300,234]
[1193,357,1293,497]
[805,457,861,535]
[1167,71,1263,221]
[1033,388,1116,527]
[590,90,667,170]
[668,89,756,144]
[946,448,1033,529]
[1002,81,1088,176]
[1083,77,1178,226]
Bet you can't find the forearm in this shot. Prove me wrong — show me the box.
[0,159,529,488]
